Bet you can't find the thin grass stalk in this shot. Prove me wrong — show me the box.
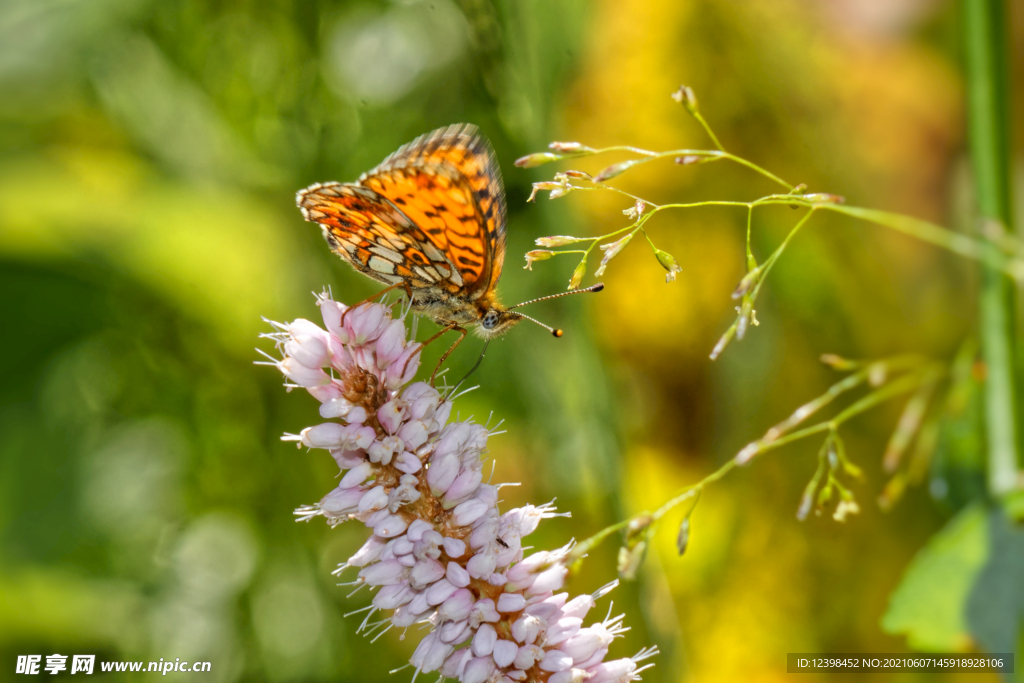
[963,0,1020,497]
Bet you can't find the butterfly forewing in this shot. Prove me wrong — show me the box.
[297,124,508,309]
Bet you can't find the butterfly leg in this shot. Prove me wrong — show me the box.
[341,281,414,326]
[425,325,468,386]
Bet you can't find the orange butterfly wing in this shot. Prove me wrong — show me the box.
[297,124,506,302]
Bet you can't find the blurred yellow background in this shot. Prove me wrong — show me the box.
[1,0,1020,680]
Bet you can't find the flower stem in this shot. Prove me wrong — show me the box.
[964,0,1020,497]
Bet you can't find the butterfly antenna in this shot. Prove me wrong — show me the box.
[508,282,605,310]
[511,312,564,337]
[507,282,605,337]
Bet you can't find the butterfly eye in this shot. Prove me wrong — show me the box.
[482,310,500,329]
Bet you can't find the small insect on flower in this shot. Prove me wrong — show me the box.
[296,125,603,380]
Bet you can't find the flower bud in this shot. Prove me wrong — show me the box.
[375,319,407,368]
[671,85,699,115]
[410,557,446,588]
[492,639,518,668]
[319,484,365,517]
[346,534,385,567]
[470,598,500,625]
[359,559,406,586]
[546,616,582,645]
[524,250,555,270]
[373,582,416,610]
[443,468,484,508]
[440,619,471,645]
[438,588,474,621]
[535,235,582,247]
[514,152,560,168]
[595,233,633,277]
[548,141,587,153]
[568,259,587,291]
[377,400,407,434]
[540,649,573,672]
[472,623,497,656]
[425,577,459,605]
[514,644,544,669]
[440,647,471,677]
[462,656,496,683]
[319,397,354,419]
[653,248,683,282]
[497,593,526,613]
[594,159,642,183]
[339,462,373,489]
[278,357,330,387]
[284,334,329,369]
[343,304,387,343]
[373,513,408,538]
[442,537,467,558]
[549,669,589,683]
[410,632,451,674]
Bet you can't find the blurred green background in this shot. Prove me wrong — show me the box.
[2,0,1022,680]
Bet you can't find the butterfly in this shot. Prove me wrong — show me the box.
[296,124,602,375]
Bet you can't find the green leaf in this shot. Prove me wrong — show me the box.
[964,507,1024,654]
[881,504,988,651]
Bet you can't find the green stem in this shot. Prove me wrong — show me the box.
[964,0,1020,497]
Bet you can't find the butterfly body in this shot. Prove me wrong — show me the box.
[297,125,522,340]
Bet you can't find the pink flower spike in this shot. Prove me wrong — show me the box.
[263,293,655,681]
